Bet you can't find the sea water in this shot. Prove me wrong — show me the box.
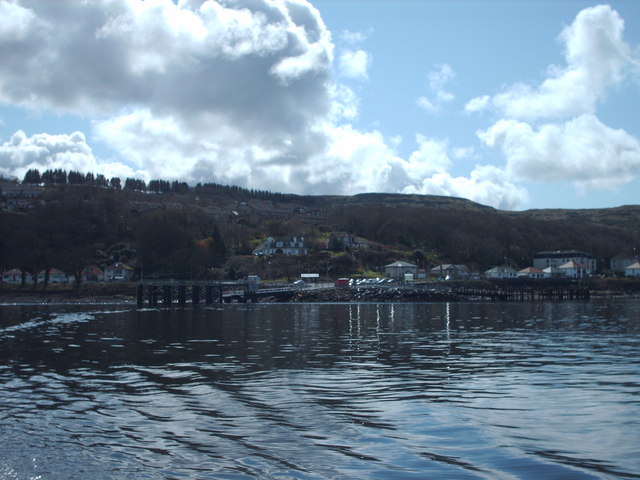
[1,300,639,479]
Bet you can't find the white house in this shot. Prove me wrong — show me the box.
[82,265,105,282]
[384,261,418,278]
[518,267,544,279]
[37,268,69,283]
[2,268,32,284]
[105,263,133,281]
[559,261,589,279]
[624,262,640,277]
[485,265,518,279]
[253,237,308,255]
[542,266,564,278]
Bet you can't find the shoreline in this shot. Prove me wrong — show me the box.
[2,278,639,306]
[2,287,637,306]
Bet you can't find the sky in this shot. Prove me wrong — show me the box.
[0,0,639,211]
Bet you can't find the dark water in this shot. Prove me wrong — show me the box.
[1,300,639,480]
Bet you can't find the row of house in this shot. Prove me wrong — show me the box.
[384,251,640,280]
[1,263,133,285]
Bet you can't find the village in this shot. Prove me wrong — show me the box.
[2,238,639,288]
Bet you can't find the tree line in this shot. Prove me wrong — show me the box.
[20,168,310,203]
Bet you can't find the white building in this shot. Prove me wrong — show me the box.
[385,261,418,278]
[485,265,518,279]
[37,268,69,283]
[559,261,589,279]
[253,237,308,256]
[105,263,133,281]
[518,267,544,279]
[542,266,564,278]
[624,262,640,277]
[2,268,32,284]
[533,250,596,274]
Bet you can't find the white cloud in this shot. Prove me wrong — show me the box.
[468,4,632,120]
[416,97,437,113]
[417,64,455,113]
[340,29,370,44]
[0,130,135,181]
[397,137,526,209]
[479,114,640,189]
[0,0,334,135]
[469,4,640,195]
[338,49,370,80]
[405,165,528,211]
[0,0,531,210]
[0,0,34,39]
[464,95,490,114]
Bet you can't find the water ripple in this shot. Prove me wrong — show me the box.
[1,300,639,479]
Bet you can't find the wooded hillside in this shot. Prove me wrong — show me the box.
[1,170,639,282]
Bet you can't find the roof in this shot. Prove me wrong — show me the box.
[625,262,640,269]
[519,267,543,274]
[485,265,517,273]
[3,268,25,275]
[542,266,563,273]
[430,264,470,272]
[559,261,588,269]
[38,268,66,275]
[385,261,417,268]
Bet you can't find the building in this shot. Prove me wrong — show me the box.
[610,255,638,274]
[82,265,105,282]
[485,265,518,279]
[326,232,369,250]
[384,261,418,278]
[518,267,544,279]
[1,183,44,199]
[253,237,308,256]
[37,268,69,283]
[542,266,564,278]
[625,262,640,277]
[430,264,471,280]
[105,263,133,281]
[533,250,596,274]
[558,261,590,279]
[2,268,32,285]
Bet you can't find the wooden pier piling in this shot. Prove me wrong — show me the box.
[192,285,200,305]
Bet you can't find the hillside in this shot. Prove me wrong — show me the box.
[1,174,639,282]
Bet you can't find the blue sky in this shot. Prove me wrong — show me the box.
[0,0,639,210]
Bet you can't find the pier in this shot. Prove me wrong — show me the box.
[136,281,298,307]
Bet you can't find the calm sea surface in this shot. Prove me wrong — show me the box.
[0,299,639,480]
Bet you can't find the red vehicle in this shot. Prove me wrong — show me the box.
[334,278,350,288]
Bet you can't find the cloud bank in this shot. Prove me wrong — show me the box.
[469,4,640,192]
[0,1,637,210]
